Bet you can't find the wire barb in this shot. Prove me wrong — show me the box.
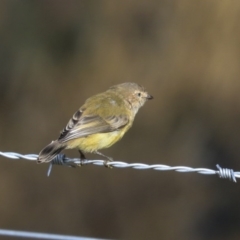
[216,164,237,182]
[0,151,240,182]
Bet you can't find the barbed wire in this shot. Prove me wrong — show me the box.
[0,151,240,182]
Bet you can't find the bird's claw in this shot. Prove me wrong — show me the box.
[104,159,113,168]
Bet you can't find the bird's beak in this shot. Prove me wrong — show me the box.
[147,94,153,100]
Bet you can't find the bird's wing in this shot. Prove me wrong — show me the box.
[58,109,129,143]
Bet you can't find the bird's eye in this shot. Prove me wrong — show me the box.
[137,92,141,97]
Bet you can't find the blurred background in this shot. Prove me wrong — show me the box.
[0,1,240,239]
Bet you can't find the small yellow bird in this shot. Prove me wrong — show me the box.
[37,82,153,165]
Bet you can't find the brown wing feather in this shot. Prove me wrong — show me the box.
[59,113,129,143]
[59,110,82,140]
[59,92,130,143]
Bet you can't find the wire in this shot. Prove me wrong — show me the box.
[0,151,239,182]
[0,228,106,240]
[0,152,238,240]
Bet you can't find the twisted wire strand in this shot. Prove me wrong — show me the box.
[0,228,106,240]
[0,151,240,182]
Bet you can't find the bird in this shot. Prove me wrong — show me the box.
[37,82,153,165]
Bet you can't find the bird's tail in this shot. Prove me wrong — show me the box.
[37,140,66,163]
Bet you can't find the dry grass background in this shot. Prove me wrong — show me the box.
[0,1,240,239]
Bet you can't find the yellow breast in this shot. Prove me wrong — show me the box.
[66,130,126,153]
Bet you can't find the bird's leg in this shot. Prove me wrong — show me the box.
[95,151,113,168]
[78,150,87,166]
